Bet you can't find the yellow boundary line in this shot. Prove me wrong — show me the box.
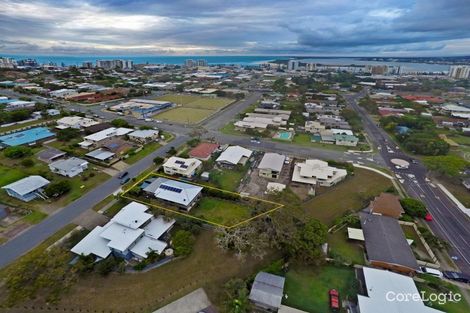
[120,171,284,229]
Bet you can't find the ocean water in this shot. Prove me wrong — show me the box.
[1,54,450,72]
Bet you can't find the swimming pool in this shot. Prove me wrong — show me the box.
[0,127,55,146]
[274,131,294,141]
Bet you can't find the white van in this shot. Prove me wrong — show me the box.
[420,266,443,278]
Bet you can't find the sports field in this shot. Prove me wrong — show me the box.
[153,93,233,124]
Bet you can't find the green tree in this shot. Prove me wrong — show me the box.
[400,198,428,218]
[423,155,468,176]
[111,118,130,128]
[153,156,164,166]
[4,146,33,159]
[223,278,250,313]
[44,181,72,197]
[172,230,195,257]
[288,219,328,264]
[57,128,81,141]
[20,158,35,167]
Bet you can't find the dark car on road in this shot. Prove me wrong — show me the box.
[443,271,470,284]
[118,171,128,179]
[120,177,131,185]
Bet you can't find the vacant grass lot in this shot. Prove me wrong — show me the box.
[192,197,253,226]
[124,142,161,165]
[153,94,233,124]
[283,265,358,313]
[209,168,247,192]
[303,168,393,226]
[328,229,365,265]
[33,231,274,312]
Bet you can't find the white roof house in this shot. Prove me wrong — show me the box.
[258,153,286,173]
[49,157,88,177]
[128,129,159,142]
[56,116,98,129]
[216,145,253,166]
[163,156,202,178]
[143,178,203,210]
[79,127,133,147]
[71,201,175,260]
[292,159,347,187]
[2,175,50,202]
[358,267,444,313]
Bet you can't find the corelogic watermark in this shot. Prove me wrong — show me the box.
[386,291,462,305]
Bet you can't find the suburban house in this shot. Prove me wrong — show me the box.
[292,159,347,187]
[249,272,285,311]
[2,175,50,202]
[49,157,89,178]
[334,134,359,146]
[357,267,444,313]
[304,121,325,134]
[56,116,99,130]
[163,156,202,178]
[359,212,418,275]
[216,145,253,167]
[79,127,133,149]
[71,201,175,260]
[85,149,115,162]
[37,147,66,163]
[143,178,203,211]
[369,193,404,218]
[258,152,286,179]
[127,129,159,144]
[189,142,219,161]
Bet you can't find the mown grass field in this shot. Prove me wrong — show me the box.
[303,168,393,226]
[153,93,233,124]
[208,168,247,192]
[328,229,365,265]
[191,197,253,226]
[283,265,358,313]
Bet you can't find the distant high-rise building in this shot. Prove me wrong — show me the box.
[96,59,133,70]
[0,57,17,69]
[184,59,196,68]
[82,61,93,69]
[449,65,470,79]
[122,60,134,70]
[287,60,299,71]
[16,58,39,68]
[367,65,389,75]
[197,59,208,67]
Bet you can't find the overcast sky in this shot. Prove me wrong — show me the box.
[1,0,469,56]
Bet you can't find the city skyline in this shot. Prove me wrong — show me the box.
[0,0,469,56]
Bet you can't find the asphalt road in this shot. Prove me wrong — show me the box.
[346,92,470,274]
[0,135,188,268]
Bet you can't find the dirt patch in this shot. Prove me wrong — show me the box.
[73,209,109,230]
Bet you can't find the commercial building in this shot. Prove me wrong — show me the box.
[163,156,202,178]
[216,145,253,167]
[359,212,418,275]
[0,127,55,147]
[258,153,286,179]
[71,202,175,260]
[292,159,347,187]
[49,89,78,98]
[2,175,50,202]
[110,99,173,116]
[49,157,89,178]
[143,178,203,211]
[357,267,444,313]
[449,65,470,79]
[287,60,299,71]
[56,116,99,129]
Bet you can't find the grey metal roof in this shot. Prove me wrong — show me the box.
[86,149,115,160]
[50,157,88,171]
[37,147,66,163]
[258,153,285,172]
[2,175,50,196]
[249,272,285,309]
[360,212,418,271]
[144,177,203,206]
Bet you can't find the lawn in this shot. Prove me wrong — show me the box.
[303,168,393,226]
[191,197,252,226]
[416,275,470,313]
[439,176,470,208]
[26,230,275,312]
[328,229,365,265]
[209,167,247,192]
[23,210,48,224]
[124,142,161,165]
[402,224,434,262]
[292,133,349,151]
[153,93,233,124]
[155,107,215,124]
[283,264,358,313]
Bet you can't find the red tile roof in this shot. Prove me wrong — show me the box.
[189,142,219,159]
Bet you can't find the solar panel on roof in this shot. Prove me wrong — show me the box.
[174,160,185,164]
[159,184,182,193]
[180,164,188,169]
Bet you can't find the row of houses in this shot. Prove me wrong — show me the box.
[234,108,292,131]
